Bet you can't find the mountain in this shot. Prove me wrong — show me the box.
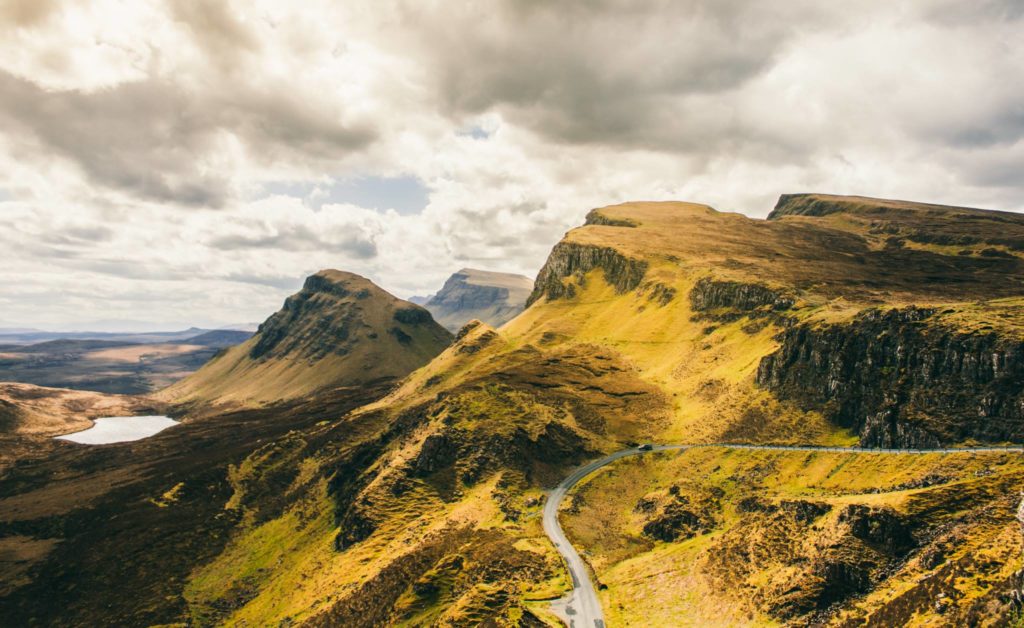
[181,329,253,347]
[406,295,432,305]
[160,270,453,408]
[3,195,1023,626]
[423,268,533,331]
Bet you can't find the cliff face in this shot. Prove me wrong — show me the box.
[423,268,532,332]
[757,307,1024,447]
[689,277,795,321]
[527,241,648,305]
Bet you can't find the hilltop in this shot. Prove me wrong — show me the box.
[160,270,453,408]
[423,268,534,332]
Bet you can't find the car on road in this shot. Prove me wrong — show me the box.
[637,443,653,451]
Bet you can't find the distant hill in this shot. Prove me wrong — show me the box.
[160,270,453,408]
[2,339,134,354]
[181,330,253,348]
[0,336,229,395]
[423,268,533,332]
[0,327,217,346]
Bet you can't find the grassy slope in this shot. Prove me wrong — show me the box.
[182,196,1024,625]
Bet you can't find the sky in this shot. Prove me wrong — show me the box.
[0,0,1022,331]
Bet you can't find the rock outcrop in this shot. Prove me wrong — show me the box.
[423,268,533,332]
[757,307,1024,447]
[527,242,648,306]
[689,277,795,322]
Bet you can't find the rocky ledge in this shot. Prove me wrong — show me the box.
[757,307,1024,447]
[527,242,648,306]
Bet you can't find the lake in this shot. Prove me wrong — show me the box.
[55,415,179,444]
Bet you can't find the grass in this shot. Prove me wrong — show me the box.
[124,196,1024,624]
[561,447,1024,626]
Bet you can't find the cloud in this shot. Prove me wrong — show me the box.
[0,0,58,28]
[0,0,1022,329]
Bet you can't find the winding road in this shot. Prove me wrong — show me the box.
[542,443,1024,628]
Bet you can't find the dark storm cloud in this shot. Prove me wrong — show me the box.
[169,0,261,66]
[390,0,825,154]
[0,0,58,27]
[0,71,230,206]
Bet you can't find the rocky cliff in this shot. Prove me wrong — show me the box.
[757,307,1024,447]
[526,241,648,305]
[423,268,532,332]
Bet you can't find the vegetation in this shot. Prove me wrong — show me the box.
[563,447,1024,626]
[3,194,1024,625]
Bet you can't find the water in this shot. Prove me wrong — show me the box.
[55,415,179,444]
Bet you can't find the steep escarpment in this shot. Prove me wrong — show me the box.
[757,307,1024,447]
[527,241,648,306]
[423,268,533,332]
[161,270,452,408]
[177,196,1024,624]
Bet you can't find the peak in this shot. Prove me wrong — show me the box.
[451,268,531,282]
[309,269,372,285]
[424,269,534,332]
[301,270,383,300]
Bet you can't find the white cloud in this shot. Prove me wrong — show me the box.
[0,0,1021,329]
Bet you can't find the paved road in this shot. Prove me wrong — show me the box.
[542,442,1024,627]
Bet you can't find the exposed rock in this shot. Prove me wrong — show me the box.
[639,280,676,306]
[527,242,648,306]
[424,268,533,332]
[689,277,795,322]
[640,491,721,542]
[455,319,484,341]
[757,306,1024,447]
[393,307,435,325]
[839,505,916,555]
[413,432,459,476]
[780,500,831,523]
[455,327,499,355]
